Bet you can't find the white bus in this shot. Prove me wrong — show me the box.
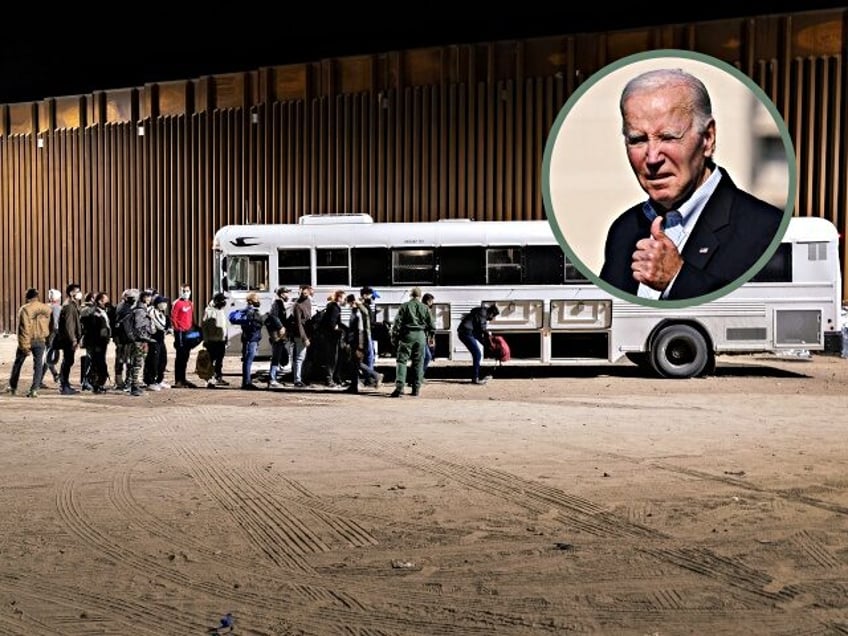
[212,213,842,378]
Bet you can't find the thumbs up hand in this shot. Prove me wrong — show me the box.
[631,216,683,292]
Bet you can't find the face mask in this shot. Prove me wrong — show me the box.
[157,303,167,311]
[251,301,261,308]
[73,291,82,301]
[181,291,191,300]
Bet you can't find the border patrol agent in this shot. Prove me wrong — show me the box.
[390,287,434,397]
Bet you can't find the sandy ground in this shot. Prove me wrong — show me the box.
[1,333,847,636]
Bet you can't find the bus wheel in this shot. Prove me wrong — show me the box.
[650,324,711,379]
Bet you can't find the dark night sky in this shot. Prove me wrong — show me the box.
[0,3,844,104]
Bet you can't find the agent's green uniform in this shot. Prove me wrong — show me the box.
[391,297,435,393]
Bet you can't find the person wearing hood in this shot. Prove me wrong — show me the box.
[144,295,170,390]
[202,292,230,388]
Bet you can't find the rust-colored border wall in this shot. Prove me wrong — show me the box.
[0,8,845,330]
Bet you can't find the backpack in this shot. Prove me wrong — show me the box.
[228,308,248,326]
[194,348,214,380]
[307,309,326,338]
[116,308,136,343]
[184,326,203,350]
[489,334,511,362]
[265,313,284,342]
[284,312,298,338]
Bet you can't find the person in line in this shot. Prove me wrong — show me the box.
[6,288,53,398]
[421,293,436,377]
[39,288,63,387]
[56,283,84,395]
[344,293,383,393]
[389,287,435,398]
[78,293,96,391]
[267,286,291,389]
[290,284,313,388]
[171,283,198,388]
[457,304,500,385]
[111,289,136,391]
[232,292,264,390]
[317,290,346,387]
[600,68,783,301]
[359,286,378,370]
[80,292,112,394]
[201,292,230,388]
[144,295,170,391]
[127,290,156,396]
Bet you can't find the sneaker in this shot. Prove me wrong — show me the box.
[206,380,217,389]
[411,387,420,397]
[60,386,79,395]
[215,377,230,386]
[130,387,144,397]
[390,388,403,398]
[81,382,93,392]
[157,381,171,389]
[293,381,305,388]
[26,389,38,398]
[4,386,16,396]
[268,380,284,389]
[241,383,260,391]
[146,383,162,391]
[471,377,489,385]
[183,380,199,389]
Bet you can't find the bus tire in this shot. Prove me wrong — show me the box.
[650,324,711,379]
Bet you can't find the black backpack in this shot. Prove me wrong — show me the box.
[115,307,136,343]
[306,309,325,338]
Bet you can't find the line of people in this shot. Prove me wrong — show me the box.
[5,282,501,398]
[4,284,199,397]
[222,284,386,393]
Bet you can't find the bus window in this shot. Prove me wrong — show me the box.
[525,245,566,284]
[278,249,311,287]
[393,249,435,284]
[565,258,589,283]
[352,247,390,286]
[487,248,522,284]
[228,255,269,291]
[213,252,224,293]
[316,248,349,286]
[438,246,485,285]
[750,243,791,283]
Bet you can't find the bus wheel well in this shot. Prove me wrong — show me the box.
[648,321,715,379]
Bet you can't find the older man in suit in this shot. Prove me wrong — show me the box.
[599,68,783,301]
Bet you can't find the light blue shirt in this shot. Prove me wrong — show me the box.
[637,167,723,299]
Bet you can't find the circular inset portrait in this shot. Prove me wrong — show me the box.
[543,49,795,308]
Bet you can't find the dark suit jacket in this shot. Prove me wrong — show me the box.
[599,168,783,300]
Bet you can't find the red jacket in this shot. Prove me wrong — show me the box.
[171,299,194,332]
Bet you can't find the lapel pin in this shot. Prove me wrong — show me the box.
[699,247,709,254]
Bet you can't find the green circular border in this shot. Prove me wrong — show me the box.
[542,49,797,309]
